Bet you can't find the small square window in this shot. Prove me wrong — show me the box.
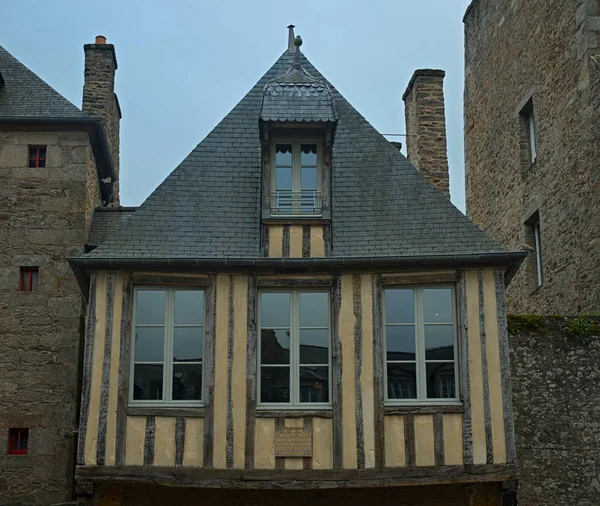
[28,146,47,168]
[19,267,39,292]
[8,428,28,456]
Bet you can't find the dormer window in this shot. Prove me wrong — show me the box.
[272,140,321,216]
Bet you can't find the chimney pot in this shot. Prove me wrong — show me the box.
[95,35,107,45]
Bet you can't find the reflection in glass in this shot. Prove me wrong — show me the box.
[136,290,166,324]
[423,288,453,323]
[386,363,417,399]
[260,367,290,403]
[299,329,329,364]
[299,292,329,327]
[261,293,290,328]
[134,327,165,362]
[300,366,328,403]
[384,289,414,324]
[260,329,290,364]
[276,167,292,190]
[426,362,455,398]
[300,144,317,165]
[276,144,293,165]
[301,167,317,190]
[424,325,454,360]
[385,325,416,361]
[174,290,204,325]
[173,327,203,362]
[172,364,202,400]
[133,364,163,400]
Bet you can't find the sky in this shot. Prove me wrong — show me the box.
[1,0,473,212]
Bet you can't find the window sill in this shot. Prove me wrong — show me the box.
[255,409,333,418]
[127,406,205,418]
[383,404,464,415]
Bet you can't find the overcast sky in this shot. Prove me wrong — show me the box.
[1,0,472,211]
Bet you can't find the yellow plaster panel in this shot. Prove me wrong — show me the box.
[254,418,276,469]
[310,225,325,257]
[414,414,435,466]
[360,274,376,468]
[268,225,284,258]
[339,275,358,469]
[312,418,333,469]
[124,416,145,466]
[154,417,177,466]
[289,225,303,258]
[183,417,204,467]
[213,275,229,469]
[232,275,248,469]
[85,272,108,465]
[104,273,124,466]
[466,270,487,465]
[482,270,507,463]
[443,413,463,465]
[383,415,405,467]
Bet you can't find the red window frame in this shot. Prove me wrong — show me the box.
[28,146,47,168]
[19,267,39,292]
[8,428,28,456]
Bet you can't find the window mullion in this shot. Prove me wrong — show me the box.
[416,288,426,401]
[165,289,174,403]
[292,290,299,405]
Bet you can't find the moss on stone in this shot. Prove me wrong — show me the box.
[507,313,545,334]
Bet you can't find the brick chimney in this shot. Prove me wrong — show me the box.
[402,69,450,197]
[83,35,121,203]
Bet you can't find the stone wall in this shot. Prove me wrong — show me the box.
[0,130,100,504]
[509,317,600,505]
[464,0,600,314]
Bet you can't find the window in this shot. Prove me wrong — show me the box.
[533,218,543,287]
[259,290,330,407]
[519,100,537,165]
[8,428,28,456]
[131,288,205,406]
[19,267,39,292]
[272,140,321,216]
[384,286,458,403]
[28,146,46,168]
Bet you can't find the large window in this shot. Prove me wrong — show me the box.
[384,286,458,403]
[272,139,321,216]
[259,290,330,407]
[131,287,205,406]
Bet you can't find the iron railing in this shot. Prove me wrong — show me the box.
[271,190,322,216]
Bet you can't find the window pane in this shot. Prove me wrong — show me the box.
[299,292,329,327]
[387,363,417,399]
[300,366,328,403]
[18,430,28,451]
[174,290,204,325]
[173,364,202,401]
[426,362,456,399]
[301,166,317,189]
[261,292,290,328]
[423,288,453,323]
[276,144,292,166]
[260,367,290,403]
[133,364,163,400]
[134,327,164,362]
[275,167,292,189]
[424,325,454,360]
[136,290,166,325]
[384,289,414,324]
[300,144,317,166]
[30,270,39,291]
[300,329,329,364]
[173,327,203,362]
[386,325,415,360]
[261,329,290,364]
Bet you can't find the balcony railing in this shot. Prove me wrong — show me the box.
[271,190,322,217]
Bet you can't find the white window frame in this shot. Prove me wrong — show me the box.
[528,111,537,163]
[533,219,543,287]
[257,288,332,410]
[383,284,460,406]
[129,286,206,408]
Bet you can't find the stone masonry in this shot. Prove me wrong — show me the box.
[464,0,600,314]
[403,69,450,197]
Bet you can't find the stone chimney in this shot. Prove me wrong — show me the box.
[83,35,121,203]
[402,69,450,197]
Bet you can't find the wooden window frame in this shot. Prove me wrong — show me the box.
[383,284,460,406]
[28,145,47,168]
[129,286,206,408]
[8,428,28,456]
[258,288,332,410]
[19,267,39,292]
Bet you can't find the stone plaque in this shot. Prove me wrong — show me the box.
[275,426,312,457]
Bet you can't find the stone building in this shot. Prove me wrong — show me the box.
[0,37,120,504]
[464,0,600,315]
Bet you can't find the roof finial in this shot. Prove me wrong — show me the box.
[287,25,296,51]
[293,35,302,65]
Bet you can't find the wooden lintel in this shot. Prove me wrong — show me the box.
[383,405,465,415]
[255,410,333,419]
[381,273,457,285]
[126,407,205,418]
[132,274,209,286]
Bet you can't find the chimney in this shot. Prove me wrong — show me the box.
[83,35,121,203]
[402,69,450,197]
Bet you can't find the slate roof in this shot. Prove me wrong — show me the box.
[88,207,137,247]
[0,44,88,119]
[84,45,508,260]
